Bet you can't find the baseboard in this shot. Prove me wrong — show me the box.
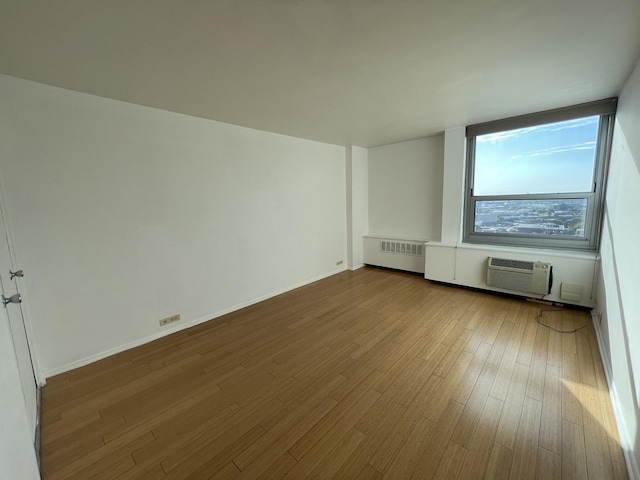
[44,267,348,378]
[591,313,640,480]
[349,263,365,271]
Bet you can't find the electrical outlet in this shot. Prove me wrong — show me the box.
[159,314,180,327]
[336,260,343,266]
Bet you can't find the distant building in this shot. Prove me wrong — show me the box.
[513,223,567,235]
[475,214,498,225]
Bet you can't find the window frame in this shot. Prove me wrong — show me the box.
[463,99,616,252]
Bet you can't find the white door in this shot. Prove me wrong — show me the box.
[0,207,38,439]
[0,305,40,479]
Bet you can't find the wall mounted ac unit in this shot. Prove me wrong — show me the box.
[486,257,552,295]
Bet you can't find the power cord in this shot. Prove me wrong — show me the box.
[535,308,590,334]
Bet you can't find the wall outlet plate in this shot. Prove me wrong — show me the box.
[159,314,180,327]
[336,260,344,265]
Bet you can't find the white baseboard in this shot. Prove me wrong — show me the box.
[591,313,640,480]
[44,267,348,378]
[349,263,365,271]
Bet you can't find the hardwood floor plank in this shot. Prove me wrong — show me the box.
[352,464,384,480]
[544,311,564,368]
[431,441,467,480]
[371,337,428,394]
[380,415,435,480]
[509,396,543,480]
[123,398,248,472]
[51,432,154,480]
[387,352,447,407]
[434,328,475,377]
[232,395,339,478]
[162,424,266,480]
[253,452,297,480]
[38,268,626,480]
[456,395,504,479]
[582,385,615,480]
[608,437,629,480]
[406,399,465,480]
[561,419,588,480]
[487,321,515,366]
[576,330,598,388]
[560,310,577,353]
[524,324,549,401]
[537,447,561,480]
[489,311,527,401]
[115,464,167,480]
[41,431,105,477]
[515,321,538,366]
[562,352,584,426]
[450,360,499,449]
[288,372,381,461]
[368,405,434,473]
[328,399,408,479]
[452,342,491,405]
[494,362,529,449]
[423,351,474,424]
[484,442,513,480]
[286,427,366,480]
[539,364,562,455]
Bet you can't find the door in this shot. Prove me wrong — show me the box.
[0,305,40,479]
[0,207,37,439]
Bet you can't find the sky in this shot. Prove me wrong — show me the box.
[474,116,599,196]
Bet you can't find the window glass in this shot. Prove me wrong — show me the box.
[474,116,599,196]
[474,199,588,236]
[463,99,615,251]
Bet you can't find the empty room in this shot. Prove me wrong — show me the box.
[1,1,640,479]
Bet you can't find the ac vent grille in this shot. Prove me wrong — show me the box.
[486,257,552,295]
[380,241,424,257]
[489,258,534,271]
[487,269,534,293]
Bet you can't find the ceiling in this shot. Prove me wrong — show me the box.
[1,0,639,148]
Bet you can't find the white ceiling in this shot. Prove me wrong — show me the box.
[1,0,639,147]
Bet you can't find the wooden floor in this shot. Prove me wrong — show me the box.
[40,267,628,479]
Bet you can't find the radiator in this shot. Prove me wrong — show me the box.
[486,257,552,295]
[362,236,426,273]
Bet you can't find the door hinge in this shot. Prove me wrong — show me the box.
[2,293,21,305]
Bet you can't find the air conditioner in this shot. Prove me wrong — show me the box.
[486,257,552,295]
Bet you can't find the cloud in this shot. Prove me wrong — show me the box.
[476,116,599,144]
[507,141,596,160]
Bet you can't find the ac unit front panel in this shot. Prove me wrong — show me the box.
[486,258,551,295]
[486,268,533,293]
[530,263,551,295]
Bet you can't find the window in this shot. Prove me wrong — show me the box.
[464,99,616,251]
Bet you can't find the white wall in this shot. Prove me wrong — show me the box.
[441,127,466,245]
[0,74,347,376]
[368,136,444,241]
[596,57,640,478]
[345,145,368,269]
[425,243,599,308]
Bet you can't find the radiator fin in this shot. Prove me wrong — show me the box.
[380,241,424,257]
